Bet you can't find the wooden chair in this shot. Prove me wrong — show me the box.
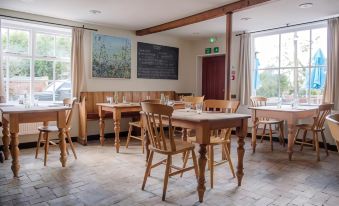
[182,100,239,188]
[182,96,204,109]
[125,99,160,153]
[294,103,333,161]
[326,113,339,153]
[35,98,77,166]
[141,102,198,201]
[250,96,285,151]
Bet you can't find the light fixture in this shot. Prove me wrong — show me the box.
[299,3,313,9]
[240,17,252,21]
[89,10,102,15]
[209,37,217,43]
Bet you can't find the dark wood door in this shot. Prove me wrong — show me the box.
[202,55,225,100]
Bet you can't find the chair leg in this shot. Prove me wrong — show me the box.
[223,143,235,178]
[209,145,214,188]
[66,131,77,159]
[320,131,329,156]
[269,124,273,151]
[300,129,307,152]
[162,155,171,201]
[180,151,189,177]
[36,131,43,159]
[261,124,267,143]
[336,141,339,153]
[126,124,133,148]
[191,149,199,180]
[141,129,145,154]
[44,133,49,166]
[314,131,320,161]
[142,151,154,190]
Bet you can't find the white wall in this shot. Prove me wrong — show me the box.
[0,9,196,143]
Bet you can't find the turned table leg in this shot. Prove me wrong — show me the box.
[9,114,20,177]
[2,118,10,160]
[287,122,296,161]
[251,111,258,153]
[197,144,207,203]
[57,111,67,167]
[113,109,121,153]
[99,107,106,146]
[236,119,247,186]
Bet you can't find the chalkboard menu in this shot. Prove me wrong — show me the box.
[137,42,179,80]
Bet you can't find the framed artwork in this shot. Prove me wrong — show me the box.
[92,33,131,78]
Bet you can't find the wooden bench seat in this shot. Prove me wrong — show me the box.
[77,91,176,145]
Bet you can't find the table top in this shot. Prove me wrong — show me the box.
[170,109,250,123]
[0,103,71,114]
[248,105,318,112]
[97,101,185,108]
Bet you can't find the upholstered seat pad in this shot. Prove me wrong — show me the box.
[257,119,283,124]
[187,136,228,145]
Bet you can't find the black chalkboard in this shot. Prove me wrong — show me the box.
[137,42,179,80]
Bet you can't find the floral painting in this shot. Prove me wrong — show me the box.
[92,33,131,78]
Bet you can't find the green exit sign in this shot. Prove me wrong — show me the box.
[205,48,212,54]
[214,47,219,53]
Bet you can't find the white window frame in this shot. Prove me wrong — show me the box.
[1,19,72,103]
[251,22,328,105]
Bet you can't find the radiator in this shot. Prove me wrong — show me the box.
[19,123,43,135]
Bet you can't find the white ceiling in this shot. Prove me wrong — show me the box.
[1,0,339,39]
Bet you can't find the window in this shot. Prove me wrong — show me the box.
[252,23,327,105]
[1,19,72,103]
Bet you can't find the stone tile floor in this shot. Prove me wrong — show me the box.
[1,136,339,206]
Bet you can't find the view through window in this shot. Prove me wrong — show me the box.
[0,19,72,103]
[253,23,327,105]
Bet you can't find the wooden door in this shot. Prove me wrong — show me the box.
[202,55,225,100]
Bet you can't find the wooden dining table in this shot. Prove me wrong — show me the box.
[0,104,70,177]
[249,105,318,160]
[97,102,184,153]
[142,109,250,202]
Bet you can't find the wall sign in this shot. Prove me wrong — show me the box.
[205,48,212,54]
[214,47,219,53]
[137,42,179,80]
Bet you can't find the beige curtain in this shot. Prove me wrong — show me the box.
[238,33,252,105]
[0,19,5,102]
[323,17,339,110]
[71,28,85,99]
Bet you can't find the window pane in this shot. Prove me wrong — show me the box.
[56,36,71,58]
[254,35,279,68]
[1,28,8,51]
[34,60,53,80]
[8,29,29,54]
[8,57,31,101]
[296,30,310,67]
[255,69,279,103]
[55,81,71,101]
[36,33,55,57]
[55,61,70,80]
[33,80,54,102]
[297,68,309,104]
[280,32,295,67]
[311,28,327,66]
[280,69,295,104]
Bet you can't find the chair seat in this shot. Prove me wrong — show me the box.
[150,139,195,155]
[129,121,141,127]
[38,126,59,132]
[296,124,324,131]
[187,136,228,145]
[257,120,283,124]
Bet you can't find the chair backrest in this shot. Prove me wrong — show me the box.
[183,96,204,109]
[250,96,267,107]
[141,102,176,152]
[313,103,333,130]
[326,114,339,142]
[63,98,77,129]
[204,100,240,113]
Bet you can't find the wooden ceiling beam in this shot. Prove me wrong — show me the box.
[136,0,273,36]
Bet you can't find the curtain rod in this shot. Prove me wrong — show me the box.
[235,16,338,36]
[0,14,98,31]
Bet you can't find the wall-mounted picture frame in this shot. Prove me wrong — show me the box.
[92,33,131,79]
